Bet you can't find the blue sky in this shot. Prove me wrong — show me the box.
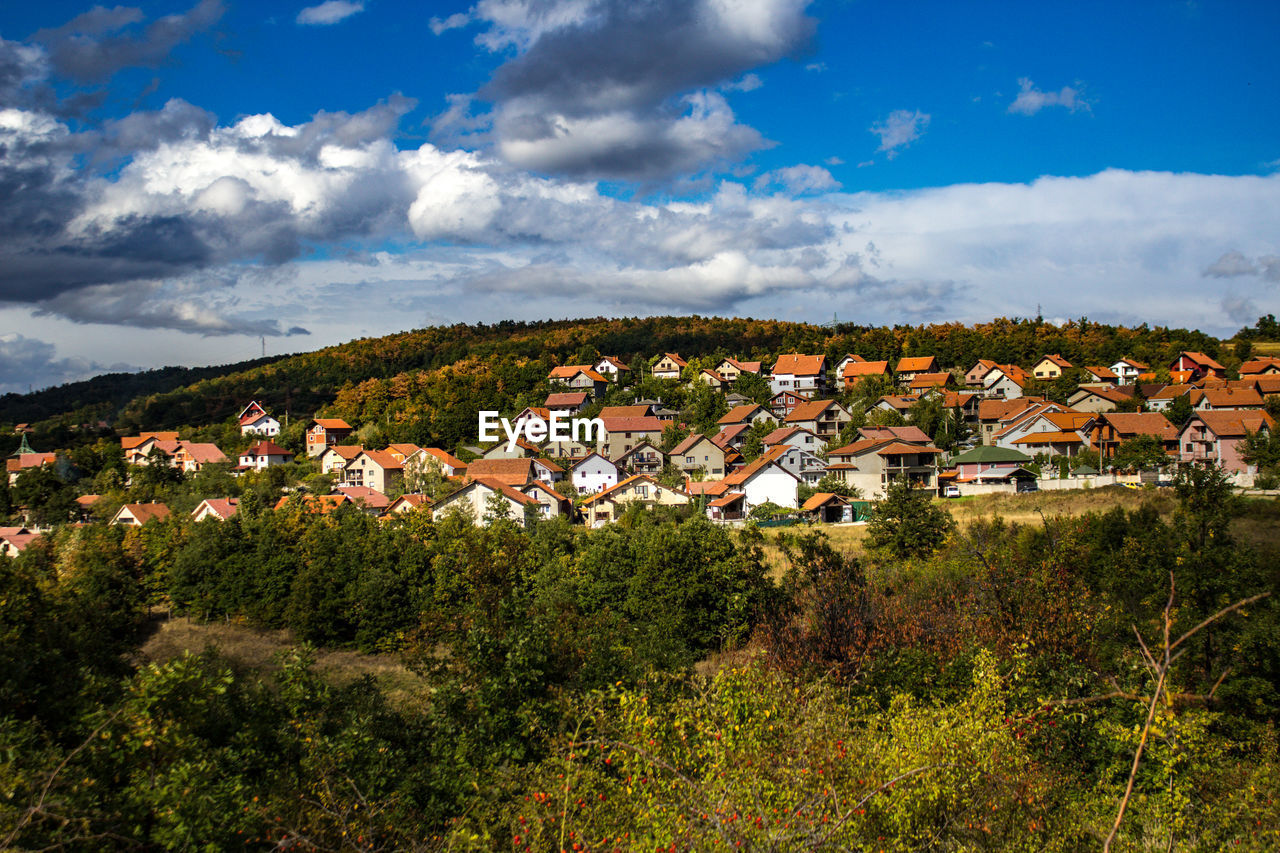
[1,0,1278,392]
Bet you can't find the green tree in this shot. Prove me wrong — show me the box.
[866,478,954,559]
[1166,394,1194,428]
[1112,434,1171,471]
[732,371,772,404]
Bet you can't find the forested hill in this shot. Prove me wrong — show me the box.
[1,315,1226,448]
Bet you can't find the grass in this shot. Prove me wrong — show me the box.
[759,485,1178,577]
[141,616,430,710]
[1249,341,1280,356]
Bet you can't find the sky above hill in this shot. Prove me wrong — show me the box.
[1,0,1278,393]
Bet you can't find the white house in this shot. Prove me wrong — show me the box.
[238,401,280,436]
[570,452,619,494]
[721,446,800,511]
[769,354,828,395]
[238,440,294,471]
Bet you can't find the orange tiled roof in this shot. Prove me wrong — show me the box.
[772,353,826,376]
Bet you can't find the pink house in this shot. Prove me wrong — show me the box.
[1178,410,1273,478]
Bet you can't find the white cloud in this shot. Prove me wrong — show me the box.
[869,109,929,158]
[1008,77,1090,115]
[429,12,472,35]
[754,164,839,194]
[296,1,365,26]
[723,73,763,92]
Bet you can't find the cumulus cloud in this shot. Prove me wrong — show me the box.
[754,164,839,194]
[451,0,816,180]
[870,109,929,158]
[723,73,764,92]
[1008,77,1090,115]
[297,1,366,26]
[29,0,224,83]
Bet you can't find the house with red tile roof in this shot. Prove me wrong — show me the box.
[965,359,1000,387]
[1240,356,1280,377]
[824,437,942,499]
[841,360,891,389]
[1178,410,1274,480]
[239,440,294,472]
[1090,412,1179,461]
[0,529,41,558]
[717,403,776,427]
[335,485,391,513]
[580,474,690,527]
[593,356,631,380]
[715,357,762,382]
[1171,351,1227,382]
[1109,358,1149,385]
[549,366,609,397]
[385,494,432,516]
[6,452,57,485]
[1067,385,1134,414]
[171,442,229,472]
[769,354,828,395]
[238,401,280,436]
[1031,354,1072,380]
[1083,365,1119,384]
[544,391,590,414]
[306,418,354,457]
[614,441,665,474]
[651,353,688,381]
[895,356,940,384]
[600,416,666,459]
[768,389,811,419]
[669,434,730,478]
[319,445,364,475]
[191,498,239,522]
[762,425,826,454]
[982,364,1030,399]
[783,399,850,439]
[1195,388,1264,411]
[341,450,403,493]
[111,503,171,526]
[433,477,546,527]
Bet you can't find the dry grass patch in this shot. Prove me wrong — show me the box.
[141,616,430,710]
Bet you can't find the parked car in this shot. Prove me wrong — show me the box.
[942,485,961,498]
[1016,479,1038,493]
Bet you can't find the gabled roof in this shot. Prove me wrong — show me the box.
[1177,351,1226,371]
[801,492,853,512]
[581,473,688,505]
[875,441,942,456]
[322,445,365,461]
[353,449,403,470]
[1149,384,1195,401]
[784,399,843,423]
[466,458,534,486]
[419,447,467,469]
[771,353,826,376]
[601,416,665,433]
[1071,386,1133,404]
[1011,431,1085,445]
[549,364,595,379]
[532,457,564,473]
[1201,388,1264,408]
[841,360,891,379]
[1112,357,1149,370]
[719,404,766,424]
[710,423,751,448]
[117,503,171,524]
[978,398,1037,422]
[387,493,431,513]
[908,372,953,389]
[177,442,228,464]
[310,418,352,430]
[458,477,541,507]
[1184,410,1274,438]
[335,485,390,508]
[684,480,729,496]
[723,445,797,485]
[942,391,980,409]
[569,451,616,471]
[872,395,917,412]
[243,440,293,457]
[762,426,815,445]
[596,356,631,372]
[121,432,180,449]
[1240,356,1280,375]
[708,492,747,509]
[719,357,762,373]
[896,356,938,373]
[948,446,1032,465]
[670,433,714,456]
[600,405,653,419]
[545,391,590,407]
[1099,412,1178,440]
[858,426,932,443]
[1035,354,1072,369]
[1085,365,1119,381]
[192,498,239,520]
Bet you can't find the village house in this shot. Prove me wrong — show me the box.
[111,503,171,526]
[651,353,688,381]
[824,438,942,499]
[1171,351,1227,383]
[895,356,940,385]
[1147,385,1194,413]
[1067,386,1134,414]
[593,356,631,381]
[239,440,294,471]
[945,445,1036,487]
[548,366,609,398]
[0,528,40,558]
[6,451,58,485]
[982,364,1030,399]
[191,498,239,522]
[695,369,726,390]
[238,401,280,436]
[868,395,917,418]
[762,425,827,454]
[783,399,851,439]
[1109,358,1149,385]
[385,494,431,516]
[306,418,354,457]
[433,477,545,527]
[710,422,751,452]
[965,359,999,387]
[121,432,180,466]
[841,360,892,389]
[907,372,956,395]
[465,458,538,488]
[599,416,666,459]
[769,354,828,395]
[480,437,540,459]
[1031,354,1072,380]
[1178,410,1273,481]
[717,446,801,512]
[717,403,776,428]
[170,442,229,473]
[615,441,665,475]
[978,398,1040,445]
[1195,388,1264,411]
[1090,412,1179,461]
[319,445,364,476]
[669,434,730,478]
[333,485,390,514]
[570,452,619,494]
[769,389,811,419]
[342,450,403,494]
[765,443,826,484]
[1240,356,1280,377]
[715,357,762,382]
[857,425,934,443]
[580,475,690,527]
[404,448,467,486]
[544,391,590,415]
[383,443,423,464]
[832,354,866,378]
[1082,365,1120,385]
[800,493,860,524]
